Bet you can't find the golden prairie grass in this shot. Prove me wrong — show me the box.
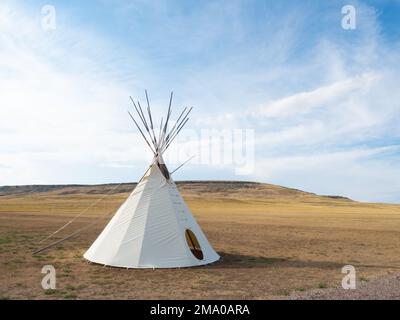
[0,182,399,299]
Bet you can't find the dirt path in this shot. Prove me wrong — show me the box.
[289,273,400,300]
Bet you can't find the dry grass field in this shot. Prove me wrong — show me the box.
[0,181,400,299]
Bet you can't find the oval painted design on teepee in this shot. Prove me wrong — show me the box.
[185,229,204,260]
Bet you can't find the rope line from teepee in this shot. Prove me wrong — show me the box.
[36,182,124,246]
[32,207,116,255]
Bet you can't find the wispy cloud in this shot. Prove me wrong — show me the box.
[0,2,152,184]
[254,73,380,119]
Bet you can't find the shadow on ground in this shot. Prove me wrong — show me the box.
[209,252,357,270]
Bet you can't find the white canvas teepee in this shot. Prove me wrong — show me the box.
[84,91,220,268]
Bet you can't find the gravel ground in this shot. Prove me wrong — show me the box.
[290,273,400,300]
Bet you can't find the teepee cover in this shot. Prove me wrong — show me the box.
[84,91,219,268]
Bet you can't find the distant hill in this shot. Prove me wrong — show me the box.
[0,181,353,202]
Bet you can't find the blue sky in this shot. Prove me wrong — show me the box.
[0,0,399,202]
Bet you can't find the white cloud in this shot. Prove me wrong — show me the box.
[252,146,400,203]
[254,73,380,119]
[255,146,398,176]
[0,3,152,185]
